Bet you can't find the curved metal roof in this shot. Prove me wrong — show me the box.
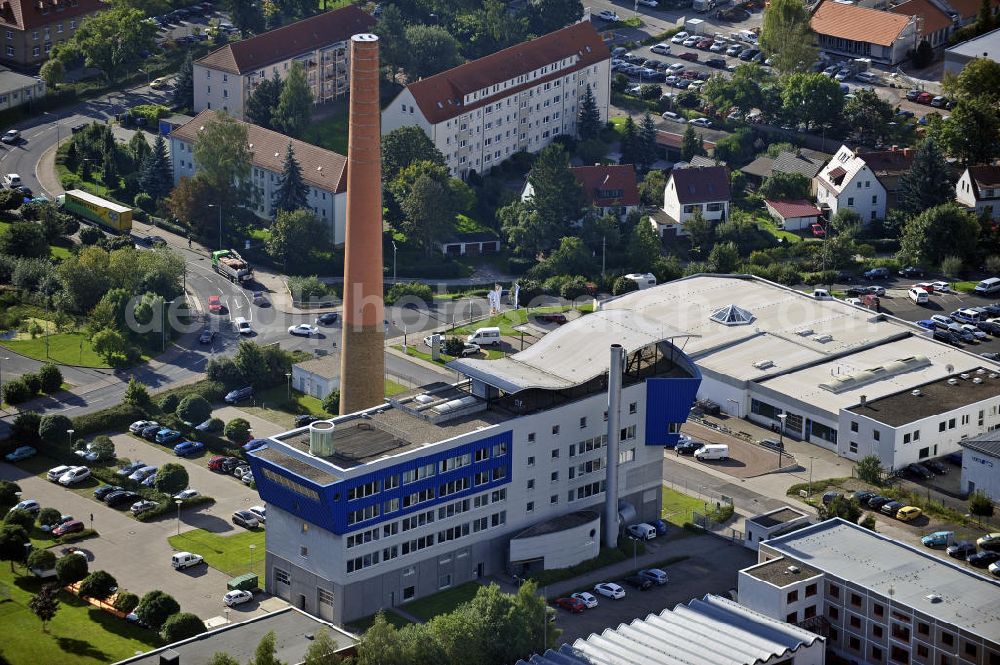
[447,308,696,393]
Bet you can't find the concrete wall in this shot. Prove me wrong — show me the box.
[508,513,600,569]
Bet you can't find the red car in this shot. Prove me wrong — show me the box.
[208,295,223,314]
[53,520,85,537]
[696,38,713,49]
[810,223,826,238]
[678,52,699,62]
[208,455,226,471]
[554,597,586,613]
[537,313,568,325]
[916,91,934,104]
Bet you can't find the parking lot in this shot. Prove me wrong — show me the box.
[679,420,790,478]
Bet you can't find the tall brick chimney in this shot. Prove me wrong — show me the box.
[339,33,385,415]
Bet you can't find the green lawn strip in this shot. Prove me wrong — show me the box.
[384,379,407,397]
[0,563,162,664]
[401,582,481,622]
[662,486,705,527]
[300,107,349,155]
[952,281,977,293]
[450,305,588,336]
[167,528,265,578]
[346,610,413,633]
[237,386,330,430]
[0,330,110,368]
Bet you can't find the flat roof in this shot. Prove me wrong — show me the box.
[64,189,132,213]
[761,335,985,417]
[848,367,1000,426]
[0,67,40,93]
[113,607,356,665]
[762,519,1000,638]
[748,507,809,528]
[946,26,1000,60]
[743,557,823,587]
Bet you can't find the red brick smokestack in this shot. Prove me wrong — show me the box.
[339,33,384,415]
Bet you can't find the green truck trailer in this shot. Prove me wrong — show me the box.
[57,189,133,233]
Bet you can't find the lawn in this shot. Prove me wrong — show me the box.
[401,582,481,622]
[384,378,408,396]
[450,305,591,336]
[0,329,110,368]
[301,105,349,155]
[756,215,803,244]
[952,281,977,293]
[238,383,405,426]
[0,562,161,665]
[167,528,265,578]
[346,610,413,634]
[662,486,705,527]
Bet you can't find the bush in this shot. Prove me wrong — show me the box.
[154,463,189,495]
[612,276,639,296]
[970,490,995,518]
[71,402,147,438]
[38,414,74,447]
[27,548,56,571]
[443,337,465,356]
[202,417,224,433]
[158,393,180,415]
[2,379,32,405]
[113,591,140,613]
[55,552,88,585]
[79,570,118,600]
[559,276,590,301]
[941,255,963,278]
[225,418,251,444]
[133,192,154,213]
[21,372,41,396]
[206,357,243,389]
[135,590,180,631]
[122,377,151,408]
[385,282,434,306]
[89,435,115,462]
[176,395,212,424]
[38,364,62,393]
[287,275,331,304]
[78,226,102,245]
[161,612,207,642]
[38,507,62,529]
[322,390,340,416]
[10,412,41,443]
[4,508,34,531]
[0,480,21,508]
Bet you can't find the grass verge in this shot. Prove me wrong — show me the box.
[662,486,705,527]
[0,330,110,368]
[346,610,413,634]
[402,582,481,622]
[167,528,265,578]
[301,104,349,155]
[395,344,504,367]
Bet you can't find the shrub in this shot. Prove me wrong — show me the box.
[856,455,884,485]
[443,337,465,356]
[206,357,243,389]
[202,417,224,433]
[612,276,639,296]
[970,490,995,518]
[71,403,147,438]
[158,393,180,415]
[287,275,331,304]
[161,612,207,642]
[176,395,212,424]
[123,377,151,408]
[0,480,21,508]
[154,463,189,495]
[113,591,140,613]
[133,192,154,213]
[78,570,118,600]
[55,552,88,585]
[941,255,963,278]
[89,435,115,462]
[27,548,55,571]
[322,390,340,416]
[559,277,590,301]
[135,590,180,631]
[4,508,34,531]
[78,226,102,245]
[225,418,251,444]
[21,372,41,396]
[38,364,62,393]
[385,282,434,306]
[38,414,74,447]
[10,412,41,443]
[38,507,62,529]
[2,378,32,405]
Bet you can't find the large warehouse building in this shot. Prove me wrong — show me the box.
[245,309,701,624]
[601,275,1000,470]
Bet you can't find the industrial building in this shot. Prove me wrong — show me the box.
[740,519,1000,664]
[945,27,1000,74]
[245,309,701,624]
[959,431,1000,502]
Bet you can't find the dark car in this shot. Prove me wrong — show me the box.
[294,414,319,428]
[947,541,977,559]
[907,463,934,480]
[706,57,726,68]
[553,597,586,613]
[676,439,704,455]
[880,500,903,516]
[94,485,124,501]
[224,386,254,404]
[864,267,890,280]
[899,266,925,278]
[967,551,1000,568]
[844,286,868,297]
[977,320,1000,335]
[945,451,963,465]
[316,312,338,325]
[678,51,699,62]
[16,186,32,199]
[933,330,961,347]
[623,575,653,591]
[867,495,892,510]
[925,459,948,475]
[220,457,242,473]
[650,519,669,535]
[232,510,259,529]
[822,491,843,505]
[106,490,141,508]
[140,424,162,440]
[198,329,216,344]
[537,313,568,325]
[852,490,876,505]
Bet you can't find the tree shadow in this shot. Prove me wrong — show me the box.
[55,636,110,661]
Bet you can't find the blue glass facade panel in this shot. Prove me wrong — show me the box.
[644,375,702,447]
[247,457,336,531]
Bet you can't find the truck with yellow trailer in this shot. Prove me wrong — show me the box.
[57,189,133,234]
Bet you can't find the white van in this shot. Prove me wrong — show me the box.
[694,443,729,460]
[975,277,1000,295]
[467,326,500,347]
[625,273,657,290]
[626,523,657,540]
[3,173,20,188]
[908,287,929,304]
[811,288,832,300]
[234,317,252,335]
[171,552,204,569]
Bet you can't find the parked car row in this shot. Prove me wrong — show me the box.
[129,420,207,457]
[933,533,1000,572]
[834,490,923,522]
[208,455,255,486]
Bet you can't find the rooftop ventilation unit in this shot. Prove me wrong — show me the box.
[948,379,959,385]
[961,373,971,380]
[912,389,922,396]
[785,565,801,574]
[925,593,942,603]
[974,378,983,384]
[414,394,435,404]
[977,369,986,375]
[815,334,833,343]
[992,374,999,379]
[753,360,775,370]
[796,329,814,336]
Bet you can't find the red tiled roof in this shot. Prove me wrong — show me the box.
[670,166,730,205]
[811,1,914,47]
[655,129,715,151]
[172,110,347,193]
[766,199,823,219]
[947,0,1000,20]
[405,21,609,125]
[0,0,103,32]
[196,5,374,75]
[890,0,954,37]
[570,164,639,207]
[860,148,915,175]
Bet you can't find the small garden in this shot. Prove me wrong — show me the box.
[167,528,265,578]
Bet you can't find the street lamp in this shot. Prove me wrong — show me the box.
[249,543,256,574]
[777,413,787,469]
[0,356,9,406]
[208,204,223,249]
[285,372,291,402]
[175,499,182,535]
[391,241,397,284]
[67,429,74,451]
[808,456,815,497]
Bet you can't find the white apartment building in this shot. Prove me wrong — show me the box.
[956,166,1000,220]
[192,6,374,119]
[380,21,611,179]
[170,110,348,245]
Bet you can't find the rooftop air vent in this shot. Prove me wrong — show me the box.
[925,593,942,603]
[815,334,833,343]
[948,379,959,385]
[753,360,775,370]
[974,378,983,384]
[977,369,986,375]
[786,565,800,574]
[796,328,814,336]
[912,389,921,396]
[961,373,971,380]
[414,394,434,404]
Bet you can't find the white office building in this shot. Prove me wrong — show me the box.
[959,432,1000,502]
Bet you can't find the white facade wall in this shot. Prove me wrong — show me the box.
[816,163,887,222]
[956,170,1000,220]
[381,59,611,179]
[737,568,826,626]
[0,75,45,111]
[508,513,601,569]
[662,178,729,234]
[292,366,338,400]
[960,449,1000,499]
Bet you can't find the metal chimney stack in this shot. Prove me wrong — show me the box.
[604,344,624,548]
[339,33,385,415]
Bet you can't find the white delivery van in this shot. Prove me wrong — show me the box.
[171,552,204,569]
[467,326,501,347]
[625,272,657,289]
[234,317,252,335]
[627,523,657,540]
[975,277,1000,294]
[908,287,929,304]
[811,288,832,300]
[3,173,21,188]
[694,443,729,460]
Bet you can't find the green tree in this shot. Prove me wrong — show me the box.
[92,328,130,365]
[55,551,88,584]
[266,209,329,267]
[897,138,953,216]
[113,591,140,613]
[176,395,212,424]
[843,89,894,146]
[0,222,49,258]
[708,241,740,273]
[540,236,594,276]
[977,0,996,32]
[161,612,208,642]
[165,175,218,237]
[73,7,157,82]
[855,454,884,484]
[37,364,62,393]
[322,389,340,416]
[0,481,21,509]
[681,124,705,162]
[577,84,601,140]
[941,255,964,277]
[381,126,446,182]
[684,210,714,254]
[38,414,73,447]
[373,4,409,76]
[523,0,583,34]
[89,287,131,335]
[627,219,663,274]
[225,417,252,443]
[391,162,470,256]
[39,59,65,88]
[272,143,309,214]
[27,548,55,572]
[759,172,811,200]
[619,116,641,167]
[821,495,862,522]
[123,377,151,408]
[227,0,264,33]
[246,72,284,130]
[128,130,151,169]
[79,570,118,600]
[515,143,582,255]
[759,0,816,75]
[89,435,115,462]
[193,112,253,205]
[638,112,657,171]
[135,590,181,631]
[701,64,766,115]
[639,170,666,207]
[2,380,31,405]
[139,134,174,203]
[946,57,1000,105]
[303,628,341,664]
[404,24,463,79]
[3,508,33,532]
[932,97,1000,165]
[970,490,995,518]
[782,72,843,131]
[155,463,190,495]
[898,203,980,266]
[251,631,286,665]
[208,654,241,665]
[273,62,313,137]
[38,508,62,530]
[173,50,194,110]
[28,584,60,632]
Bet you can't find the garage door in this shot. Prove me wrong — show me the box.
[318,587,334,621]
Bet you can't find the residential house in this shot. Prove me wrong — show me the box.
[569,164,639,220]
[0,66,43,110]
[956,165,1000,219]
[945,27,1000,74]
[0,0,102,68]
[170,110,349,245]
[765,200,824,232]
[890,0,955,49]
[741,149,828,192]
[815,145,913,222]
[193,5,375,119]
[810,1,919,66]
[381,21,611,180]
[650,165,730,237]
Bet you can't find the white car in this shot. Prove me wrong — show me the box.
[10,499,40,515]
[671,31,689,44]
[682,36,699,47]
[47,465,73,482]
[129,420,155,433]
[667,63,685,73]
[989,561,1000,577]
[931,281,951,292]
[710,41,727,52]
[223,589,254,607]
[59,466,91,486]
[690,117,713,128]
[288,324,319,337]
[638,0,658,5]
[650,43,670,55]
[835,69,853,81]
[130,500,158,515]
[594,582,625,600]
[597,9,620,21]
[174,489,201,500]
[846,297,862,306]
[571,591,599,608]
[1,129,19,144]
[248,505,266,524]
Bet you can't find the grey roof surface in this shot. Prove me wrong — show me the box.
[946,26,1000,60]
[747,507,808,528]
[960,429,1000,458]
[0,67,40,93]
[741,155,775,179]
[846,367,1000,426]
[772,150,826,178]
[742,557,823,587]
[512,510,600,539]
[113,607,356,665]
[516,594,822,665]
[448,308,695,393]
[762,519,1000,639]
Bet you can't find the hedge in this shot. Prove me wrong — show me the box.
[71,403,147,438]
[152,380,226,409]
[134,495,215,522]
[57,528,99,544]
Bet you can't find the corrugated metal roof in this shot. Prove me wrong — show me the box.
[516,595,822,665]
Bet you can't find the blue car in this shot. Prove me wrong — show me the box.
[650,519,669,535]
[242,439,268,453]
[155,429,182,444]
[922,531,953,548]
[4,445,37,462]
[173,441,205,457]
[916,320,936,331]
